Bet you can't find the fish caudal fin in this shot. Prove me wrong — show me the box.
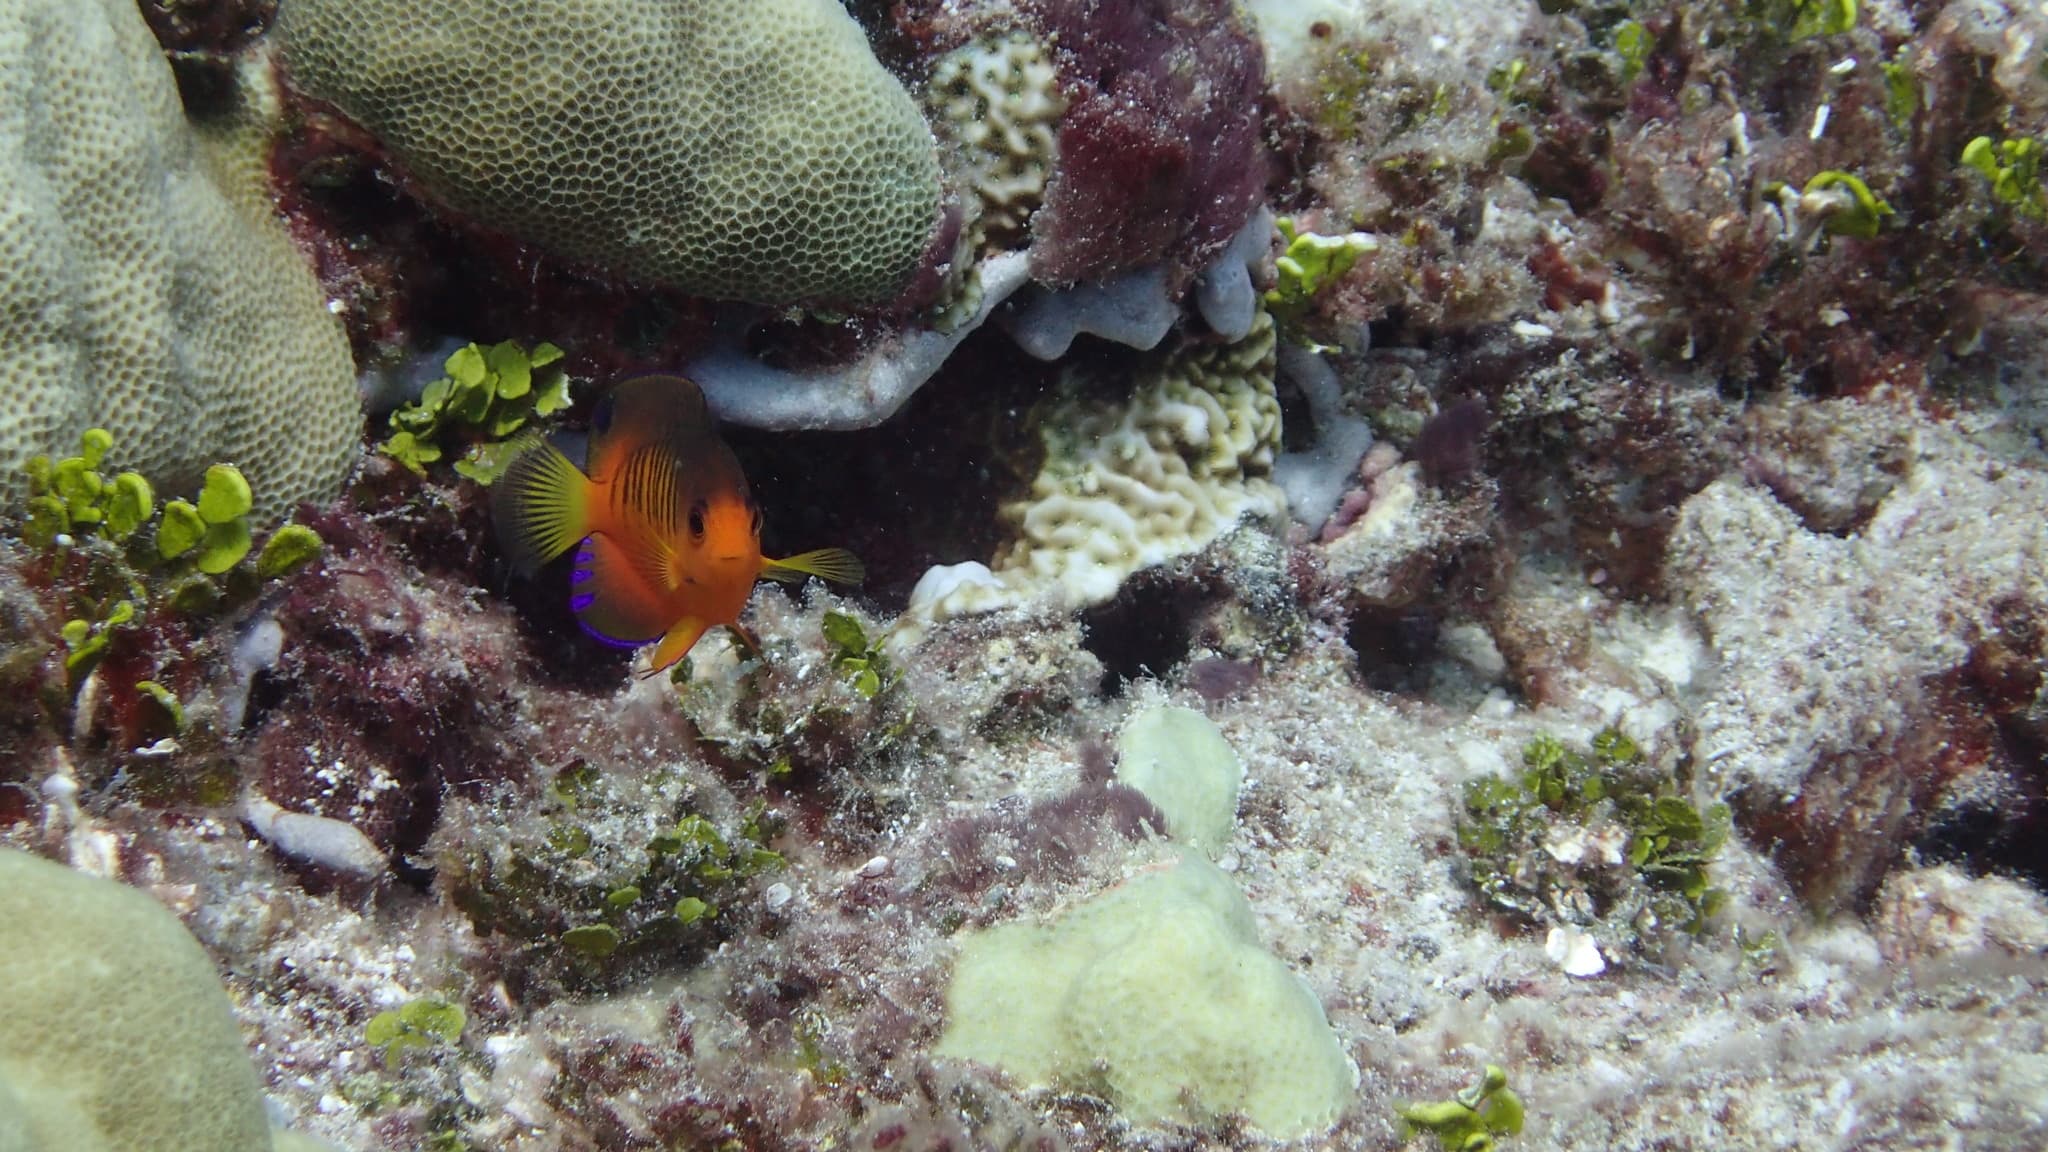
[569,533,672,648]
[761,548,865,586]
[640,615,710,677]
[494,439,592,573]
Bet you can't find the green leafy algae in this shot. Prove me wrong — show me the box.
[1398,1065,1525,1151]
[381,340,571,481]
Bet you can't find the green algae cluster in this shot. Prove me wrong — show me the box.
[15,429,323,695]
[1459,729,1730,958]
[1962,135,2047,219]
[1265,217,1376,340]
[677,607,922,790]
[820,609,891,699]
[365,998,466,1061]
[1397,1064,1526,1152]
[439,760,782,987]
[380,341,572,482]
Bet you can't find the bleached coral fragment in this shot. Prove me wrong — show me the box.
[241,790,386,877]
[1545,925,1608,977]
[915,312,1284,619]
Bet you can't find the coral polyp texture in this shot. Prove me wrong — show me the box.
[275,0,943,307]
[0,0,359,521]
[914,310,1284,619]
[927,31,1064,253]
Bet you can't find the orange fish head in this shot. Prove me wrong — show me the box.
[675,490,764,588]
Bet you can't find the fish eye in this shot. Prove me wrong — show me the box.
[688,500,707,540]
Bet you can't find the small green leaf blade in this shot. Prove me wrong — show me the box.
[257,524,324,579]
[196,464,253,524]
[196,519,253,575]
[157,500,206,560]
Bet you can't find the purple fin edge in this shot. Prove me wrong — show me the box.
[566,535,660,649]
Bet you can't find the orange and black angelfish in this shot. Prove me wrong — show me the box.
[492,373,862,675]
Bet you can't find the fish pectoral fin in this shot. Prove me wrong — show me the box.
[761,548,865,586]
[639,616,710,678]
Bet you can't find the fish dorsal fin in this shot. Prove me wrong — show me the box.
[588,374,716,482]
[587,376,751,552]
[569,533,674,647]
[761,548,865,585]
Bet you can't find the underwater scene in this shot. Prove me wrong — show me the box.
[4,0,2048,1148]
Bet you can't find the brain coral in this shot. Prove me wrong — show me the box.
[0,0,360,521]
[277,0,944,308]
[913,309,1284,618]
[927,31,1064,253]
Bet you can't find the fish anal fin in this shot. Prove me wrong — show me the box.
[761,548,865,586]
[570,534,672,648]
[641,616,710,677]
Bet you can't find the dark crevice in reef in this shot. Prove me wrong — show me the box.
[1915,788,2048,894]
[1916,598,2048,894]
[1079,575,1208,696]
[1345,605,1441,695]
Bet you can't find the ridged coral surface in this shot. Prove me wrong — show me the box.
[0,0,360,521]
[924,309,1283,617]
[276,0,943,307]
[928,32,1063,252]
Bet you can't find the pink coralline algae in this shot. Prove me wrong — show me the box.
[1019,0,1271,286]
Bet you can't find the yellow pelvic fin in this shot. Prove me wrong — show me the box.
[493,439,591,573]
[760,548,865,586]
[641,616,710,678]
